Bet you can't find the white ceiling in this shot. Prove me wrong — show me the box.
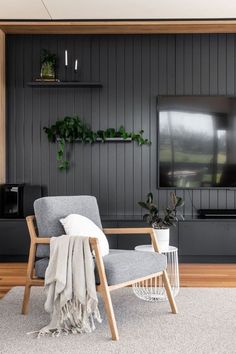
[0,0,50,19]
[1,0,236,20]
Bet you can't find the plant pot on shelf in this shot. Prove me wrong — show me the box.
[40,62,56,80]
[153,228,170,252]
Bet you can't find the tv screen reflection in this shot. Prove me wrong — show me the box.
[158,97,236,188]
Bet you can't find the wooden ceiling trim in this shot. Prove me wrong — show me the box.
[1,20,236,34]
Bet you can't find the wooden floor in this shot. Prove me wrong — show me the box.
[1,263,236,299]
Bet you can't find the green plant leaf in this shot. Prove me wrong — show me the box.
[146,192,153,204]
[44,115,151,171]
[138,191,184,228]
[138,201,150,211]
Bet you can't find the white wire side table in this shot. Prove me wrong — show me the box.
[132,245,179,302]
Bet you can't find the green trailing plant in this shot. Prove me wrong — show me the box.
[40,49,57,80]
[44,115,151,170]
[138,192,184,229]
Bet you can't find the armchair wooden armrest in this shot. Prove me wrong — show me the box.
[34,238,51,244]
[103,227,160,253]
[103,227,152,234]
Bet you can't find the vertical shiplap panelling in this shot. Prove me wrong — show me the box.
[99,37,109,215]
[209,34,218,95]
[116,36,125,217]
[7,34,236,217]
[107,38,117,216]
[183,190,194,217]
[226,34,235,96]
[74,37,84,196]
[23,35,33,185]
[218,189,227,209]
[234,34,236,99]
[64,36,76,196]
[158,35,167,95]
[7,36,16,182]
[133,36,142,217]
[218,34,227,96]
[48,37,59,196]
[209,189,218,209]
[91,37,100,201]
[226,189,235,209]
[124,36,134,216]
[31,36,42,187]
[40,37,51,196]
[192,34,201,95]
[200,190,210,210]
[201,34,210,95]
[167,35,176,95]
[150,36,158,203]
[175,35,184,95]
[184,35,193,95]
[15,36,24,184]
[141,36,151,206]
[56,36,68,195]
[192,190,201,216]
[82,37,92,195]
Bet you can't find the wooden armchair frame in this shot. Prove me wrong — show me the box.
[22,215,177,341]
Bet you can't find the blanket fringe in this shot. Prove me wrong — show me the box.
[30,297,102,338]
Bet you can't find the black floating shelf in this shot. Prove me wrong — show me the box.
[56,137,132,143]
[27,81,103,88]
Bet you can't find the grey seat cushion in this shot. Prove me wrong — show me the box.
[34,196,102,258]
[35,249,167,286]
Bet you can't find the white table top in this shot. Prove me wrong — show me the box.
[135,244,178,253]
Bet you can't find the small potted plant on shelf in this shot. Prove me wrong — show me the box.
[39,49,57,81]
[138,192,184,251]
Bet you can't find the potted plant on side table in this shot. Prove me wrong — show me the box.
[138,192,184,251]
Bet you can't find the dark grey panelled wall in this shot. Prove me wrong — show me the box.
[6,34,236,218]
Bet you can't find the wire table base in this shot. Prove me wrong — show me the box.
[133,245,179,302]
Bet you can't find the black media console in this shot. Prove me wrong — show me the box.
[1,215,236,263]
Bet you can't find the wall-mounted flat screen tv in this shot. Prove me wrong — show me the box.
[158,96,236,188]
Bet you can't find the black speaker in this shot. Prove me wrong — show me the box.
[1,184,24,218]
[23,185,42,217]
[0,184,42,218]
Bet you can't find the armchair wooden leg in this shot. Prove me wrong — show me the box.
[100,286,119,341]
[22,282,31,315]
[90,238,119,340]
[162,270,178,314]
[21,235,36,315]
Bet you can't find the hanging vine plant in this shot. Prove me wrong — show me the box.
[44,116,151,170]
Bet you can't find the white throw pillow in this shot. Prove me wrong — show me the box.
[60,214,109,256]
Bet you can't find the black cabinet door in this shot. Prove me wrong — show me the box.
[117,221,150,250]
[0,219,30,256]
[179,221,236,256]
[102,220,118,249]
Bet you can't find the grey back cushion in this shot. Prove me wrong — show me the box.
[34,195,102,258]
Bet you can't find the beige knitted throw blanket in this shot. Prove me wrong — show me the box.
[38,235,102,337]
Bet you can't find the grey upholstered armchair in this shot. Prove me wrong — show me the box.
[22,196,177,341]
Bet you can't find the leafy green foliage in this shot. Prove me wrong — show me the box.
[41,49,57,66]
[138,192,184,229]
[44,116,151,170]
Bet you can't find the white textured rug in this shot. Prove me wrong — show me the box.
[1,287,236,354]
